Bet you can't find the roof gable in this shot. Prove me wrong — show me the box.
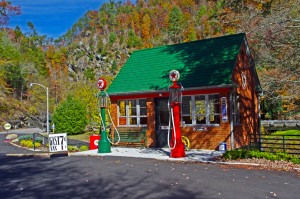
[108,33,245,95]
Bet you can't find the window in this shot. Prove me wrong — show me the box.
[118,99,147,126]
[208,95,220,124]
[182,97,192,124]
[232,95,240,124]
[195,95,206,124]
[182,94,220,125]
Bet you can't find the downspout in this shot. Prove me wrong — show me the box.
[258,91,263,151]
[229,90,234,150]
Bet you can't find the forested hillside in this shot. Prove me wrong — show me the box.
[0,0,299,129]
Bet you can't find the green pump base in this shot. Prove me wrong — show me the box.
[98,140,111,153]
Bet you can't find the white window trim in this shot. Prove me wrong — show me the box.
[182,94,220,126]
[233,95,240,125]
[118,99,147,127]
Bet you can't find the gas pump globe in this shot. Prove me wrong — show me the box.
[168,70,186,158]
[97,77,108,107]
[97,77,107,91]
[169,70,182,103]
[96,77,111,153]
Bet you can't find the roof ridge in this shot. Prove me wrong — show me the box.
[133,32,246,54]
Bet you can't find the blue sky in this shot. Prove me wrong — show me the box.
[7,0,110,38]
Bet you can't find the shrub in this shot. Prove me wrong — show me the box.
[18,134,43,143]
[20,140,41,148]
[223,149,249,160]
[68,145,79,151]
[223,149,300,164]
[52,95,88,135]
[79,145,89,151]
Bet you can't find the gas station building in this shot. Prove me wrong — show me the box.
[107,33,262,150]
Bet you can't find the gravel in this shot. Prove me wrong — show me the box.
[219,158,300,172]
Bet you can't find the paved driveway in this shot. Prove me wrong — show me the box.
[0,155,299,199]
[0,129,300,199]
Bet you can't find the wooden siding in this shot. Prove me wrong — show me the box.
[231,41,260,148]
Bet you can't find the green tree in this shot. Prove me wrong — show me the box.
[127,29,142,48]
[72,82,99,125]
[0,31,22,97]
[168,6,185,43]
[52,95,88,135]
[109,31,117,44]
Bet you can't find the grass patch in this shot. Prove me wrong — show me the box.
[68,131,97,142]
[272,130,300,136]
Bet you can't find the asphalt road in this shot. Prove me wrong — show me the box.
[0,129,300,199]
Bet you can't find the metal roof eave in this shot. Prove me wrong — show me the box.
[107,84,235,97]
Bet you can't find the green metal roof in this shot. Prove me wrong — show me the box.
[107,33,245,95]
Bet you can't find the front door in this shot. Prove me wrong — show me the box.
[155,98,170,148]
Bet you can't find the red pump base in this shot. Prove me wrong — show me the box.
[170,142,186,158]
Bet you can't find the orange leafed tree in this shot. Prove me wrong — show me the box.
[45,46,68,104]
[0,0,21,27]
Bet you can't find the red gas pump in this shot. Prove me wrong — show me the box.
[168,70,186,158]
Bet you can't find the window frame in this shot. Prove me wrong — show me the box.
[232,94,240,125]
[182,94,221,126]
[117,99,147,127]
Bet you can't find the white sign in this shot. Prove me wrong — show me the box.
[49,133,68,152]
[4,123,11,130]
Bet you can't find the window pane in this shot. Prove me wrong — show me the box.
[209,95,220,124]
[233,95,240,124]
[140,117,147,125]
[139,99,146,107]
[196,116,206,124]
[182,96,192,124]
[130,118,137,125]
[128,100,137,116]
[128,100,137,108]
[140,107,147,116]
[209,95,220,112]
[183,116,192,124]
[118,101,126,116]
[195,96,205,116]
[119,117,126,125]
[182,96,191,115]
[129,108,137,116]
[210,115,220,124]
[210,115,221,124]
[195,95,206,124]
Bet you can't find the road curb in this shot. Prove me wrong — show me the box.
[6,153,51,158]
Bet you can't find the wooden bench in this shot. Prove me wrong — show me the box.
[113,129,146,148]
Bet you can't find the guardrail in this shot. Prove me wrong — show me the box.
[261,120,300,131]
[261,120,300,127]
[250,134,300,157]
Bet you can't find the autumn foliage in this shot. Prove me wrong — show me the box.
[0,0,299,128]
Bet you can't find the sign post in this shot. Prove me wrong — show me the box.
[52,123,55,134]
[96,78,111,153]
[4,123,11,134]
